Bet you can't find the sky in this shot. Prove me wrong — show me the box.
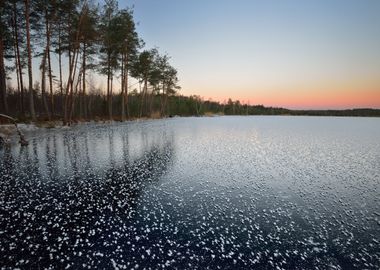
[119,0,380,109]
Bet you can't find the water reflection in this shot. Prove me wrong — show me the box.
[0,123,174,269]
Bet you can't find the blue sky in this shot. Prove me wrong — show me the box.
[118,0,380,108]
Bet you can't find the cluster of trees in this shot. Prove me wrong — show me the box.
[0,0,180,124]
[190,98,292,116]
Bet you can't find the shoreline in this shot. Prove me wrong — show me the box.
[2,114,379,144]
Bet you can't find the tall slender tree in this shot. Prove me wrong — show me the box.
[111,9,140,121]
[11,0,25,115]
[51,0,76,114]
[62,0,86,125]
[78,2,98,120]
[99,0,118,121]
[44,1,55,114]
[0,35,8,115]
[40,47,51,119]
[161,64,180,116]
[0,1,12,114]
[24,0,36,120]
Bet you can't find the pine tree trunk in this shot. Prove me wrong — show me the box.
[140,78,148,117]
[69,66,82,123]
[82,43,87,119]
[107,51,113,121]
[121,52,129,121]
[0,36,8,114]
[67,47,80,125]
[45,9,54,115]
[63,2,86,125]
[79,56,83,119]
[161,84,166,117]
[124,53,129,119]
[24,0,36,121]
[41,48,51,120]
[13,1,24,115]
[149,88,154,116]
[58,26,63,114]
[13,38,21,113]
[109,74,113,121]
[121,53,125,121]
[64,49,72,124]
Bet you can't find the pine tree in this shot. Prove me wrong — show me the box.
[24,0,36,120]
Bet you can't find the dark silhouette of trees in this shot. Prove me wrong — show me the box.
[78,2,98,120]
[114,9,141,121]
[99,0,119,121]
[130,49,156,117]
[1,0,182,122]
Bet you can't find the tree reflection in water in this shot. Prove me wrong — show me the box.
[0,124,174,269]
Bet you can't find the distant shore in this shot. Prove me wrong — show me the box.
[1,108,380,128]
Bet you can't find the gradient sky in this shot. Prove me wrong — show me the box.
[119,0,380,109]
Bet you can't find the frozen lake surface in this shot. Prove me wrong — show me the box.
[1,116,379,269]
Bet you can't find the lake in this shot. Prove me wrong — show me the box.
[1,116,379,269]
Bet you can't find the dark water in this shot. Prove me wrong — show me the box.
[1,116,379,269]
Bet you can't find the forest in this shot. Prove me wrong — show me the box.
[0,0,379,125]
[0,0,184,124]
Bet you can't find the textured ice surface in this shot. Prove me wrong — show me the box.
[1,116,379,269]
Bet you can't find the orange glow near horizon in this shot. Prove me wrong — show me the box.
[182,79,380,110]
[205,89,380,109]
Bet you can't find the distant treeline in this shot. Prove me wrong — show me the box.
[283,108,380,117]
[198,99,380,117]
